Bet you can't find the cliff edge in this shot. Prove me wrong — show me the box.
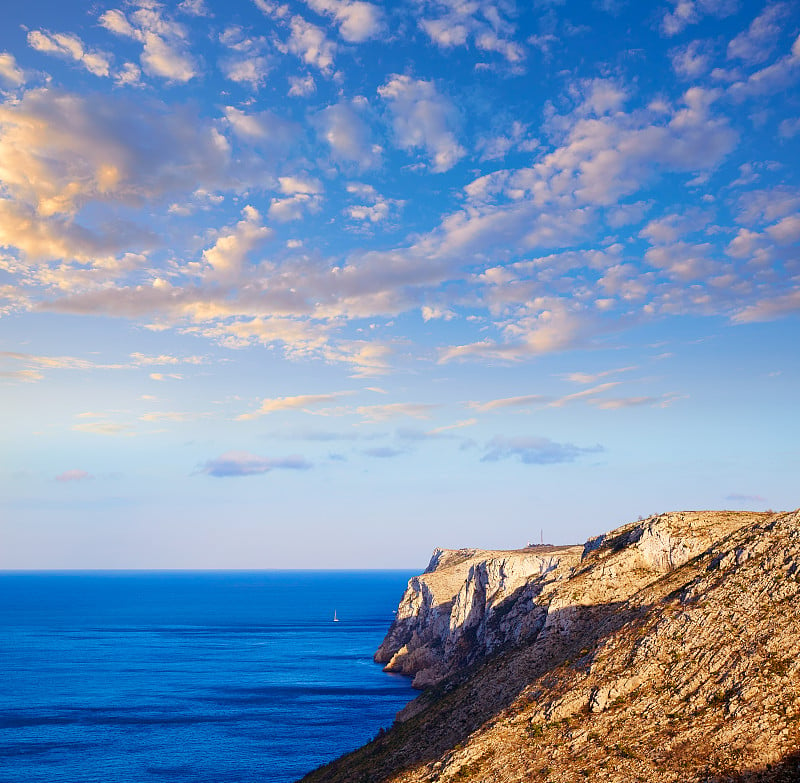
[302,508,800,783]
[374,511,752,690]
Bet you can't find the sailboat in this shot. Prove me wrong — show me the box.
[333,609,339,622]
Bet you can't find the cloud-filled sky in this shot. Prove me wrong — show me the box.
[1,0,798,568]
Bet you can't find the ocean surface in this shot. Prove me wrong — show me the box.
[0,571,417,783]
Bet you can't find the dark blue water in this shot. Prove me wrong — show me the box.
[0,571,416,783]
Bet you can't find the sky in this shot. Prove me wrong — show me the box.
[0,0,798,569]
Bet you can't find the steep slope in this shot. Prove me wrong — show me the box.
[301,509,800,783]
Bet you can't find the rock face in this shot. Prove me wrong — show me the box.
[374,545,581,687]
[374,511,750,689]
[303,508,800,783]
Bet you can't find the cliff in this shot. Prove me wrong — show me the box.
[301,508,800,783]
[374,511,752,690]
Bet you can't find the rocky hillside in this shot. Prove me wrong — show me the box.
[301,509,800,783]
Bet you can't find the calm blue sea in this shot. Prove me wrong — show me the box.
[0,571,416,783]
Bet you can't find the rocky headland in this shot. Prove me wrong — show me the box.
[302,509,800,783]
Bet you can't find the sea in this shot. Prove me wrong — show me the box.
[0,571,417,783]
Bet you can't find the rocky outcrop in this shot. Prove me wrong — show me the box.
[303,508,800,783]
[375,511,754,689]
[374,545,579,687]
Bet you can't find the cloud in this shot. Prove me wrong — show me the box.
[285,15,337,74]
[362,446,405,458]
[589,393,684,410]
[727,3,789,64]
[418,0,524,64]
[238,392,353,420]
[481,436,604,464]
[130,352,206,366]
[378,75,465,172]
[73,420,134,436]
[199,450,311,477]
[356,402,439,421]
[289,74,316,96]
[0,369,44,383]
[268,176,324,221]
[303,0,383,42]
[28,30,113,78]
[139,411,207,422]
[316,100,381,169]
[0,87,234,229]
[670,40,712,79]
[200,206,271,284]
[218,26,270,89]
[661,0,737,37]
[344,183,401,224]
[728,34,800,99]
[0,351,125,371]
[426,418,477,435]
[477,121,538,161]
[178,0,211,16]
[440,299,598,363]
[55,469,94,482]
[0,52,26,86]
[732,288,800,322]
[469,394,550,413]
[223,106,300,159]
[564,366,637,384]
[99,4,198,83]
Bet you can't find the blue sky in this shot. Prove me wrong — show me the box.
[0,0,798,568]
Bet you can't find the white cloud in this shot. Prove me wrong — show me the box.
[219,26,270,89]
[28,30,113,78]
[289,73,316,96]
[420,304,454,321]
[303,0,383,42]
[130,352,206,366]
[728,36,800,99]
[469,394,550,413]
[508,86,737,207]
[0,87,237,268]
[201,206,271,284]
[286,15,337,74]
[440,299,598,362]
[268,176,324,221]
[418,0,524,65]
[766,213,800,243]
[238,392,353,419]
[356,402,439,421]
[477,120,538,161]
[0,52,26,86]
[733,288,800,322]
[99,4,198,83]
[670,40,713,79]
[223,106,299,154]
[564,366,637,384]
[345,183,401,224]
[115,62,143,87]
[661,0,738,37]
[727,3,789,64]
[316,100,381,169]
[178,0,211,16]
[378,75,465,172]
